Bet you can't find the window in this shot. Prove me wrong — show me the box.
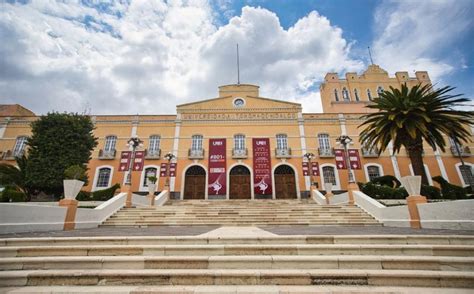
[276,134,288,150]
[104,136,117,152]
[149,135,160,153]
[143,167,157,187]
[334,89,339,101]
[13,136,27,157]
[96,168,111,188]
[342,87,350,101]
[367,165,381,181]
[191,135,203,150]
[367,89,372,101]
[354,89,360,101]
[234,134,245,150]
[322,166,336,185]
[318,133,331,150]
[377,86,384,95]
[458,165,474,187]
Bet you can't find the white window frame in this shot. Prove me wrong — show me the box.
[409,164,433,186]
[191,134,203,151]
[13,136,28,157]
[139,165,160,192]
[104,135,117,152]
[234,134,245,150]
[318,133,331,150]
[455,162,474,187]
[92,165,114,191]
[320,164,341,190]
[364,163,384,182]
[276,134,288,150]
[148,135,161,153]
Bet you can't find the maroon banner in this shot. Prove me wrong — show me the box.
[311,162,320,176]
[302,162,309,176]
[160,163,168,177]
[208,139,226,195]
[169,163,177,177]
[119,151,131,171]
[348,149,361,170]
[335,149,346,170]
[132,151,145,171]
[252,138,272,195]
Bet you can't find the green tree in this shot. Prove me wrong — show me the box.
[0,155,33,200]
[359,84,473,185]
[26,113,98,196]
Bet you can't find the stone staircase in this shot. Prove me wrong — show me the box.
[0,235,473,291]
[101,199,381,227]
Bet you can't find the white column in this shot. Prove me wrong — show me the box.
[388,142,402,180]
[170,113,182,192]
[434,150,449,181]
[297,112,311,190]
[338,114,347,135]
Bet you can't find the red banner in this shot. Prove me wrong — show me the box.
[311,162,320,176]
[348,149,361,170]
[169,163,177,177]
[208,138,226,195]
[335,149,346,170]
[253,138,272,195]
[160,163,168,177]
[302,162,309,176]
[132,151,145,171]
[119,151,131,171]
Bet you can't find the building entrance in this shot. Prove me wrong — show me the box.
[229,165,251,199]
[274,165,297,199]
[183,165,206,199]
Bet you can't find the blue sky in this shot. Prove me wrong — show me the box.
[1,0,472,114]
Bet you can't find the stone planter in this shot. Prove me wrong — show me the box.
[148,183,157,195]
[63,179,85,200]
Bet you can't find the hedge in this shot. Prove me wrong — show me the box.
[0,188,28,202]
[432,176,468,200]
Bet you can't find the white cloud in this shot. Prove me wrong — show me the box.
[371,0,473,82]
[0,1,363,115]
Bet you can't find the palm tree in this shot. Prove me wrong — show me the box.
[359,83,473,186]
[0,155,32,200]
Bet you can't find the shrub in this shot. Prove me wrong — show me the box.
[64,165,88,184]
[432,176,467,200]
[420,185,442,199]
[148,176,158,184]
[91,183,120,201]
[2,189,27,202]
[370,175,401,188]
[76,190,92,201]
[358,182,407,199]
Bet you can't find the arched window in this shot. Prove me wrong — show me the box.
[143,167,157,187]
[318,133,331,150]
[191,135,203,150]
[96,168,111,188]
[366,165,381,181]
[276,134,288,150]
[354,89,360,101]
[13,136,28,157]
[149,135,160,153]
[334,89,339,101]
[342,87,350,101]
[457,164,474,187]
[377,86,384,95]
[234,134,245,150]
[367,89,372,101]
[104,135,117,152]
[322,166,336,185]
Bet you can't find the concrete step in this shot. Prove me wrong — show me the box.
[1,255,473,271]
[1,269,473,287]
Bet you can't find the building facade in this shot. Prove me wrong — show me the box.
[1,65,473,199]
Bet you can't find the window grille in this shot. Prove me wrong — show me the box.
[276,134,288,150]
[104,136,117,152]
[318,133,331,150]
[367,165,381,181]
[143,167,157,187]
[234,134,245,150]
[191,135,203,151]
[322,166,336,185]
[149,135,160,152]
[96,168,111,188]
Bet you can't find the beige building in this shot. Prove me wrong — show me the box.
[1,65,472,199]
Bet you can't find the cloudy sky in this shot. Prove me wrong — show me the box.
[1,0,473,115]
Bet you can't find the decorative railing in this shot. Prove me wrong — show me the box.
[275,148,292,158]
[188,148,205,159]
[232,148,248,159]
[361,146,379,158]
[2,149,25,160]
[450,146,471,157]
[318,147,335,158]
[145,149,161,159]
[98,149,116,159]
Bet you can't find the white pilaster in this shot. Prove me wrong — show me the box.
[297,112,311,190]
[434,150,449,181]
[338,114,347,135]
[170,113,182,192]
[388,142,402,180]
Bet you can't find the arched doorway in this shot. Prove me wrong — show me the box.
[229,165,251,199]
[183,165,206,200]
[274,164,297,199]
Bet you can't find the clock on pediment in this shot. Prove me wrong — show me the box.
[233,97,246,108]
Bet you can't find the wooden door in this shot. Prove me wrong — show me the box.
[183,166,206,199]
[229,165,251,199]
[274,165,297,199]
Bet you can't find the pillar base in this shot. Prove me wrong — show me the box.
[58,199,78,231]
[325,192,333,205]
[347,182,359,205]
[123,185,132,208]
[406,195,427,229]
[148,194,155,206]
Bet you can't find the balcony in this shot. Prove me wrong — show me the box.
[318,147,335,158]
[188,148,205,159]
[361,146,380,158]
[232,148,248,159]
[450,145,471,157]
[98,149,116,160]
[145,149,161,159]
[2,150,25,160]
[275,148,292,159]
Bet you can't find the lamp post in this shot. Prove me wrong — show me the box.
[125,136,143,208]
[163,152,176,190]
[303,152,316,189]
[336,135,357,204]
